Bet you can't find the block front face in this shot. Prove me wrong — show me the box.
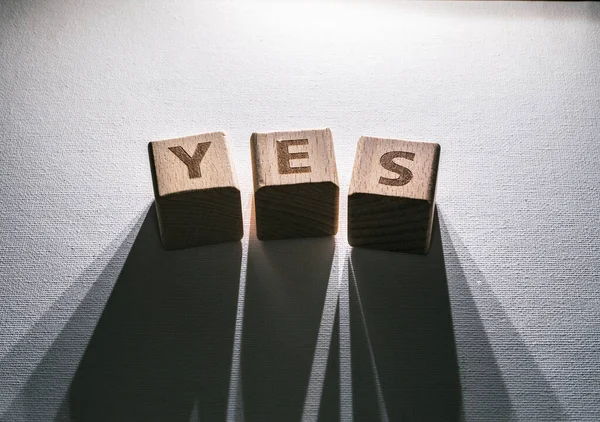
[250,129,339,240]
[157,187,243,250]
[348,194,432,253]
[255,182,339,240]
[348,137,440,254]
[149,132,243,249]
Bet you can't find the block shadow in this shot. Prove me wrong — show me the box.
[68,204,242,421]
[240,204,338,421]
[0,212,146,422]
[348,210,462,421]
[438,210,566,421]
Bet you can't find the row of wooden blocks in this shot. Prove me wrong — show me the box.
[149,129,440,254]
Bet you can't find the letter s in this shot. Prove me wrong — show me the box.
[378,151,415,186]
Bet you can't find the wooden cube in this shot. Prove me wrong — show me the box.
[348,136,440,254]
[149,132,243,249]
[250,128,339,240]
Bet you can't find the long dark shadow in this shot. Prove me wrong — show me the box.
[0,211,146,422]
[240,204,337,421]
[438,209,565,421]
[68,204,242,421]
[349,210,462,421]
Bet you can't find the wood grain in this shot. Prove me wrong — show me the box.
[348,136,440,254]
[250,128,339,240]
[149,132,243,249]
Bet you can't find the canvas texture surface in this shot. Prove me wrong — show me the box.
[1,1,599,420]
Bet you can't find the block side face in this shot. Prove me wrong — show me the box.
[151,132,237,197]
[220,134,241,190]
[348,193,433,254]
[251,128,337,191]
[156,186,243,249]
[148,142,161,200]
[348,136,367,198]
[250,132,263,193]
[324,128,339,186]
[349,137,440,203]
[254,181,339,240]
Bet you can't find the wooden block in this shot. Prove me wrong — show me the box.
[250,128,339,240]
[348,136,440,254]
[149,132,243,249]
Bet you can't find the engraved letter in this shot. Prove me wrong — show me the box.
[379,151,415,186]
[276,139,311,174]
[169,142,211,179]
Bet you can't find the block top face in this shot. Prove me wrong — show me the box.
[250,128,339,191]
[349,137,440,202]
[150,132,239,197]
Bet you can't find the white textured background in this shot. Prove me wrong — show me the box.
[1,1,599,421]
